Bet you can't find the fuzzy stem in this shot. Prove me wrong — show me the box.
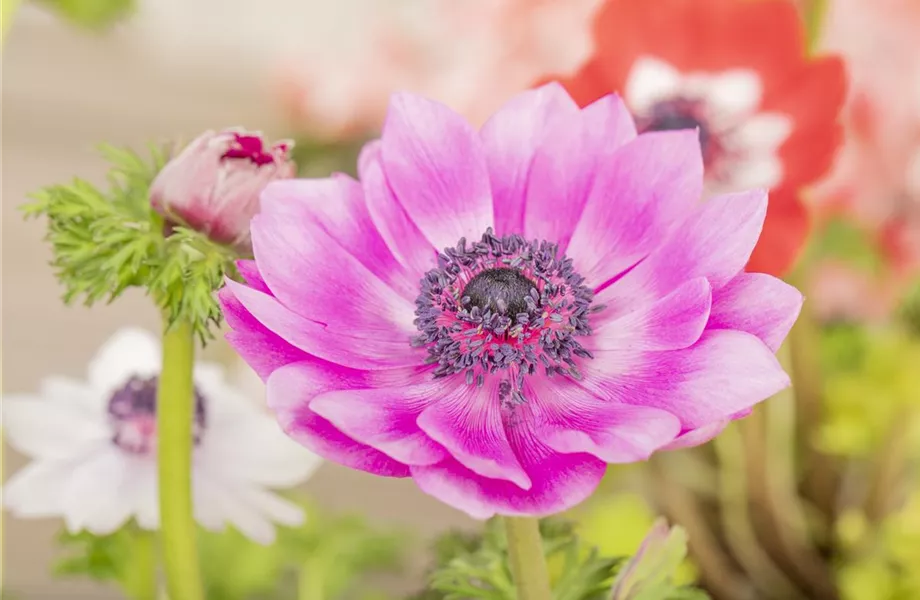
[504,517,552,600]
[124,529,158,600]
[157,320,204,600]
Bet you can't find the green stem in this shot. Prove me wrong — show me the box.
[124,529,158,600]
[297,557,324,600]
[157,320,204,600]
[504,517,552,600]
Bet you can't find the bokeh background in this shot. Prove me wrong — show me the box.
[3,0,919,598]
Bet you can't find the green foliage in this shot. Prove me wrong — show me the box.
[837,491,920,600]
[198,499,406,600]
[817,325,920,457]
[610,520,708,600]
[54,526,148,585]
[22,144,238,343]
[33,0,135,30]
[411,518,706,600]
[290,137,368,179]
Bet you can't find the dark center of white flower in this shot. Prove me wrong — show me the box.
[107,376,207,454]
[639,98,712,160]
[413,229,601,407]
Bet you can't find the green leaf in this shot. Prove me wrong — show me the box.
[34,0,136,30]
[23,143,237,343]
[53,525,149,586]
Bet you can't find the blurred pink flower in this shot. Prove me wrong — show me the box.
[276,0,601,138]
[812,0,920,279]
[808,260,900,325]
[150,129,296,250]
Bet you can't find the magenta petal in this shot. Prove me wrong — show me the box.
[259,176,418,300]
[219,286,310,380]
[480,82,579,237]
[600,190,768,311]
[531,378,680,462]
[663,408,753,451]
[591,277,711,352]
[566,130,704,288]
[251,211,416,340]
[410,451,606,519]
[223,279,419,370]
[381,93,494,250]
[235,260,270,294]
[417,380,531,490]
[583,330,789,429]
[708,273,803,352]
[266,362,410,477]
[359,142,437,279]
[309,383,447,467]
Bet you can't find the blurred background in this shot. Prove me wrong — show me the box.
[2,0,919,598]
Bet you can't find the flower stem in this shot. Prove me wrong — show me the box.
[503,517,552,600]
[157,319,204,600]
[124,528,158,600]
[297,557,324,600]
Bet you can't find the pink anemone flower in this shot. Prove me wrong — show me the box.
[219,83,802,518]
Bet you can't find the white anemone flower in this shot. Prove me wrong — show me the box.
[2,327,322,544]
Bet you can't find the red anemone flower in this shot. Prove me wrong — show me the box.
[558,0,846,275]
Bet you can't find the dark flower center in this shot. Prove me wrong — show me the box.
[413,229,602,406]
[107,375,207,454]
[461,268,538,317]
[639,98,712,159]
[221,133,284,167]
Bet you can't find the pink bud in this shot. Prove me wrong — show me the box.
[150,129,295,250]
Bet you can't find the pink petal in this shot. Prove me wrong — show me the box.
[251,211,416,340]
[235,260,270,294]
[359,142,438,279]
[260,176,418,300]
[380,93,494,251]
[662,409,753,451]
[566,130,704,288]
[582,330,789,429]
[591,277,711,351]
[479,82,579,236]
[309,381,448,467]
[411,433,607,519]
[708,273,803,352]
[223,279,420,370]
[599,190,768,311]
[219,286,311,380]
[530,378,680,462]
[416,380,531,490]
[266,361,411,477]
[580,94,638,158]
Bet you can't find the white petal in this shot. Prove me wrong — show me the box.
[234,485,304,528]
[727,155,784,190]
[625,56,683,112]
[133,460,160,530]
[62,446,136,535]
[700,69,762,120]
[41,376,106,412]
[733,113,793,152]
[196,410,322,488]
[2,397,109,459]
[194,475,277,545]
[3,460,74,517]
[88,328,162,395]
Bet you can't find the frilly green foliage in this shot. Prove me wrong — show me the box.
[33,0,135,30]
[22,144,238,343]
[817,325,920,457]
[55,501,406,600]
[410,518,708,600]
